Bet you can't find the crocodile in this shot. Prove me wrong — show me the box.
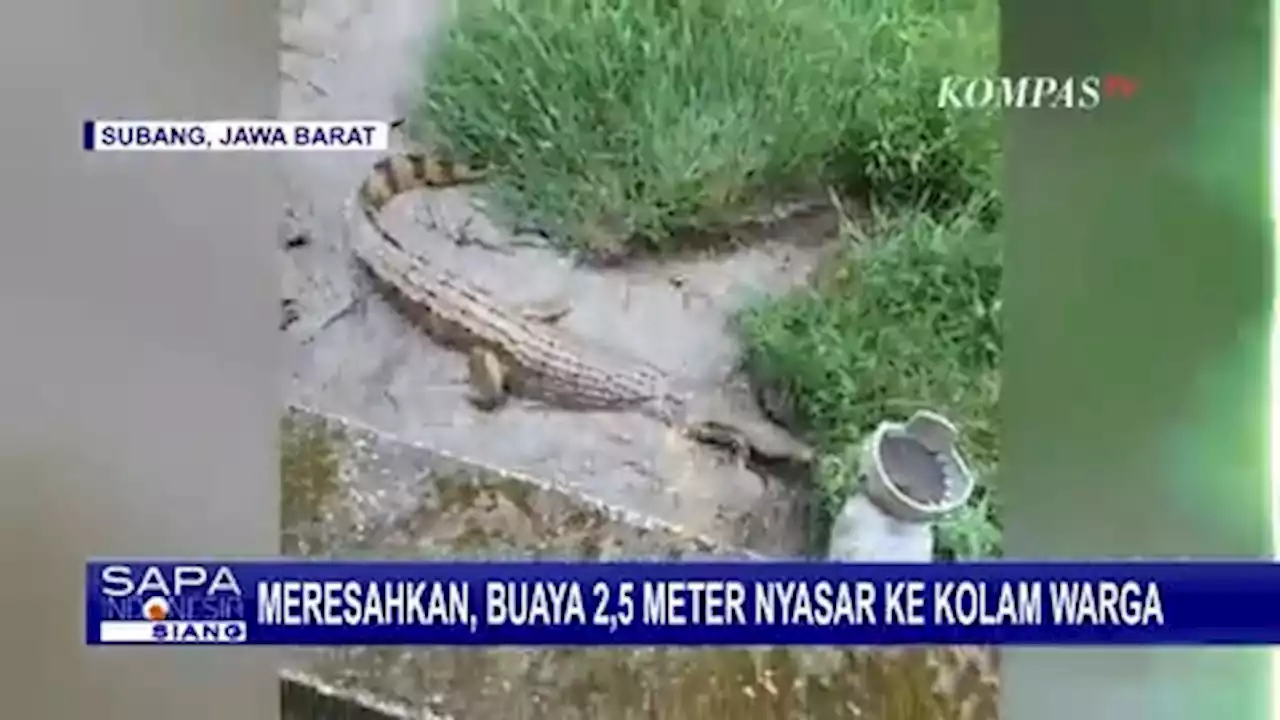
[345,152,814,465]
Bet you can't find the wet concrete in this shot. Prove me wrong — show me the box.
[279,406,999,720]
[278,0,834,557]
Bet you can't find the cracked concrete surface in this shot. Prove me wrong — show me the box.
[279,0,837,556]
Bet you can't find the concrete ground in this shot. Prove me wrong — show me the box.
[278,0,838,556]
[278,407,998,719]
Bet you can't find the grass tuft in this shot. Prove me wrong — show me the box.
[738,206,1001,558]
[414,0,1003,557]
[416,0,998,256]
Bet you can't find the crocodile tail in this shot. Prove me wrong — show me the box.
[354,152,487,250]
[358,153,486,212]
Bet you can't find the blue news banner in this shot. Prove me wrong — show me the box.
[85,561,1280,646]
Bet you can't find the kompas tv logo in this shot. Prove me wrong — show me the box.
[937,74,1138,110]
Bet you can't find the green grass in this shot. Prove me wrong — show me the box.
[737,206,1002,559]
[413,0,1002,558]
[415,0,998,257]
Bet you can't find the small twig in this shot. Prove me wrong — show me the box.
[452,216,515,255]
[299,291,370,346]
[826,185,868,244]
[279,39,337,63]
[278,69,329,97]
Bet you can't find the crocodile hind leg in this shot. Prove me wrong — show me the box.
[466,346,510,411]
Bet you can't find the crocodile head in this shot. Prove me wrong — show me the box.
[681,386,815,466]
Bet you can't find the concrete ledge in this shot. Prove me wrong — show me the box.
[281,668,433,720]
[280,404,756,561]
[279,405,998,719]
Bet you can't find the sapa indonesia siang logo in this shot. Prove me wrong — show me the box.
[94,564,247,644]
[937,74,1138,110]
